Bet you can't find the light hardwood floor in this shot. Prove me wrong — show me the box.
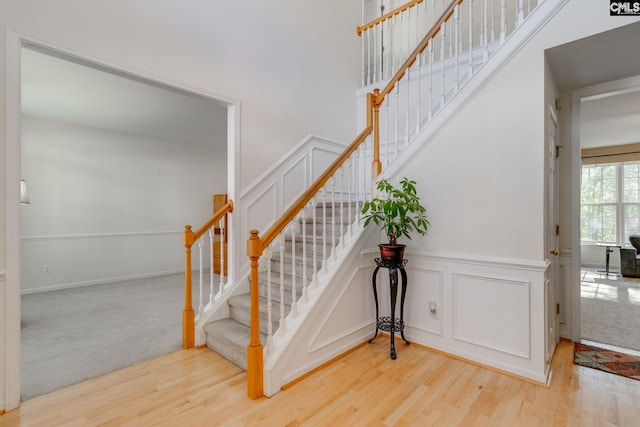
[1,339,639,426]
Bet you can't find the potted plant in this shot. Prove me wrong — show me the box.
[361,177,429,263]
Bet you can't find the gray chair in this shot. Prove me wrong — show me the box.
[620,234,640,277]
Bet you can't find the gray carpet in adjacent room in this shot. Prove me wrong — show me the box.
[581,270,640,353]
[21,273,192,401]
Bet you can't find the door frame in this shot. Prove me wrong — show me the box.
[3,28,241,409]
[546,102,560,360]
[569,74,640,343]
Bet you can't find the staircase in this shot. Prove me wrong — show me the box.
[182,0,565,399]
[204,201,354,370]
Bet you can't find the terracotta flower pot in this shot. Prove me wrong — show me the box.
[378,243,406,264]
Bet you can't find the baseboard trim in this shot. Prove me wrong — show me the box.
[21,269,184,295]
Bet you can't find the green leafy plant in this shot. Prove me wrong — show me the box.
[361,177,429,245]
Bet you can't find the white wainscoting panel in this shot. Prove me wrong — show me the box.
[281,154,307,209]
[452,273,531,359]
[309,267,375,353]
[245,182,278,236]
[311,147,342,182]
[405,267,444,336]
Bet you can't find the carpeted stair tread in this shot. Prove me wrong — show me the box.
[204,318,266,371]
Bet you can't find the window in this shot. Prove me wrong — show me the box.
[581,162,640,244]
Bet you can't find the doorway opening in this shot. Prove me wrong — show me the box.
[8,38,238,402]
[575,81,640,356]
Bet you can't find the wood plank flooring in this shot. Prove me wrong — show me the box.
[1,339,639,426]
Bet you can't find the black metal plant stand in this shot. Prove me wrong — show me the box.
[369,257,409,359]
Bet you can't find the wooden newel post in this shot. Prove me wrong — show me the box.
[183,225,195,349]
[372,89,383,184]
[246,229,264,399]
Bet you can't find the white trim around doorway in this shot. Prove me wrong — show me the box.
[569,74,640,343]
[3,28,241,410]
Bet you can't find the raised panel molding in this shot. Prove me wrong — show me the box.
[281,154,308,211]
[452,273,531,359]
[308,267,374,353]
[405,267,444,336]
[244,182,277,235]
[310,146,342,182]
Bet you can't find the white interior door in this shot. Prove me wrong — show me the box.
[546,105,561,363]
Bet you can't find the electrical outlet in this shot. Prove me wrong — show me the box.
[429,301,437,314]
[43,265,52,274]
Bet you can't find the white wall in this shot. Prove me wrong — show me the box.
[20,115,226,292]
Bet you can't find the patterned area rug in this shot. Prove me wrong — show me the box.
[574,342,640,381]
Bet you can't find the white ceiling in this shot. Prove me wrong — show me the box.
[21,45,228,148]
[580,89,640,149]
[546,22,640,149]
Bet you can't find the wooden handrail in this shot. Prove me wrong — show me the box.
[357,0,425,36]
[182,199,234,349]
[378,0,461,101]
[193,199,234,241]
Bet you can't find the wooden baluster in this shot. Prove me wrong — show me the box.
[482,0,489,61]
[208,229,215,305]
[491,0,496,43]
[322,186,327,271]
[362,139,368,203]
[331,177,336,261]
[246,230,263,399]
[500,0,507,43]
[279,234,286,332]
[417,50,422,134]
[440,21,446,109]
[373,23,378,84]
[219,223,225,295]
[354,148,360,223]
[302,205,308,302]
[361,27,366,86]
[454,4,460,92]
[197,238,204,315]
[347,157,353,236]
[517,0,524,26]
[266,246,273,352]
[382,19,387,80]
[312,196,318,285]
[391,15,397,75]
[400,13,404,68]
[428,41,434,121]
[405,70,410,148]
[394,83,400,154]
[291,223,297,315]
[469,0,474,78]
[366,30,372,85]
[339,167,345,247]
[182,225,195,349]
[377,22,383,82]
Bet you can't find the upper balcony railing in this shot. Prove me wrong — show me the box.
[359,0,539,87]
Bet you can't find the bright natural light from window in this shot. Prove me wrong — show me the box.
[580,281,619,302]
[628,287,640,304]
[581,162,640,244]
